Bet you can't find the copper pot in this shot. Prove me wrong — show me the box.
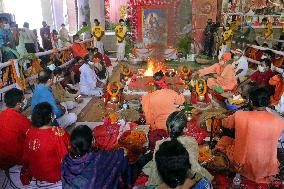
[185,111,193,122]
[110,96,119,103]
[198,95,205,102]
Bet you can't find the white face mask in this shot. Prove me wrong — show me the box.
[219,60,226,66]
[74,39,80,43]
[234,55,240,60]
[88,61,94,66]
[120,22,125,26]
[4,24,10,30]
[57,77,64,82]
[20,98,28,111]
[47,64,56,71]
[258,65,265,73]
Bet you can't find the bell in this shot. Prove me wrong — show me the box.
[198,95,205,102]
[185,112,193,122]
[110,96,119,103]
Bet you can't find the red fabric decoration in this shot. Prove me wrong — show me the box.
[183,117,209,144]
[93,119,120,151]
[133,173,148,187]
[191,91,198,104]
[205,92,211,104]
[148,129,168,151]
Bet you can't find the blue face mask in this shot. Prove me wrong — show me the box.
[47,64,56,71]
[258,65,265,73]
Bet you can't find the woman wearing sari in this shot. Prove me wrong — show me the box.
[143,111,213,188]
[20,102,70,187]
[155,140,213,189]
[62,125,150,189]
[216,87,284,183]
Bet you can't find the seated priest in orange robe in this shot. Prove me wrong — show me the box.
[215,88,284,184]
[0,88,32,170]
[70,34,88,59]
[21,102,70,185]
[196,53,237,91]
[142,71,185,131]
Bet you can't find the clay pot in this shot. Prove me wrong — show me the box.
[110,96,119,103]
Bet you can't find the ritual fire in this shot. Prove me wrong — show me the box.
[144,60,154,76]
[144,58,165,77]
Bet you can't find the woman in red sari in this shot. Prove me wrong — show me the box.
[21,102,70,185]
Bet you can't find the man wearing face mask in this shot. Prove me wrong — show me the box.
[32,69,77,128]
[51,67,81,111]
[248,59,275,87]
[0,88,32,170]
[232,49,248,82]
[0,18,15,61]
[70,34,88,59]
[194,52,237,91]
[79,54,103,96]
[115,19,128,61]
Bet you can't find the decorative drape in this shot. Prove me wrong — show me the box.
[109,0,129,23]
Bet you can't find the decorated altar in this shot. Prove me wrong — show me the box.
[134,48,178,60]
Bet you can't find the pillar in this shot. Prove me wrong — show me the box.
[51,0,64,30]
[67,0,78,34]
[192,0,218,53]
[40,0,53,28]
[89,0,105,28]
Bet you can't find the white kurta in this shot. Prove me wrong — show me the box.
[275,93,284,114]
[117,26,127,61]
[94,41,104,55]
[232,56,248,79]
[79,64,103,96]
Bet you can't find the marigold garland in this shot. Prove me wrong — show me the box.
[0,66,10,88]
[0,60,27,90]
[196,80,207,96]
[120,65,131,76]
[181,66,190,75]
[29,59,43,76]
[107,81,121,97]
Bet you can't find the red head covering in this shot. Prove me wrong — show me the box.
[222,53,232,61]
[154,77,168,89]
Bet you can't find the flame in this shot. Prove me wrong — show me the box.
[144,60,154,76]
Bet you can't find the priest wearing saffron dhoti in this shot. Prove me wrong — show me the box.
[142,71,185,131]
[194,52,237,91]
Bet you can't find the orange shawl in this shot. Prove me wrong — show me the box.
[269,75,284,106]
[218,111,284,183]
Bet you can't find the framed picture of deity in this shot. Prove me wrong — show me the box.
[135,3,178,47]
[141,8,168,46]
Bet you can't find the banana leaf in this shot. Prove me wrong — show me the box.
[76,25,91,36]
[58,36,71,44]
